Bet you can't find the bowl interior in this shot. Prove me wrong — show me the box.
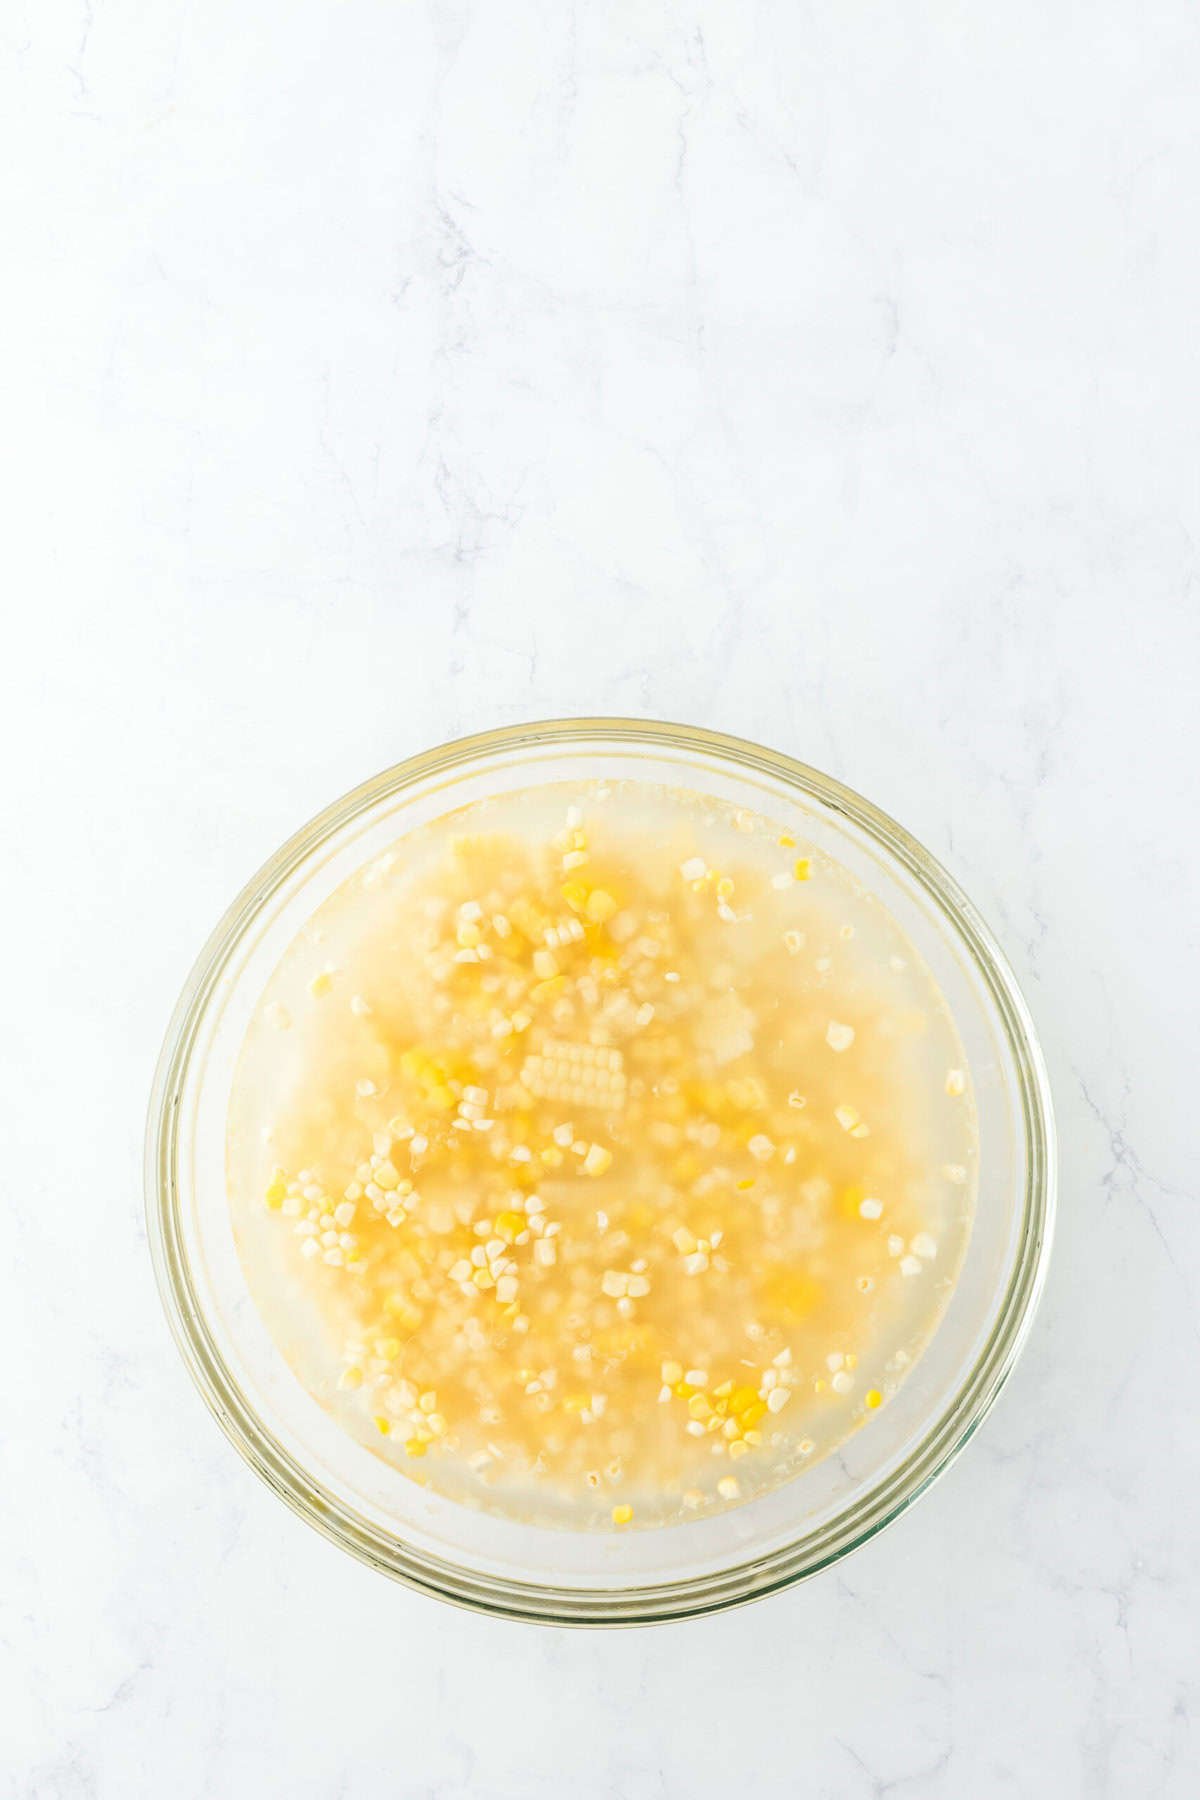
[152,723,1052,1620]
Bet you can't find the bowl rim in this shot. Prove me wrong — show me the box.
[145,716,1056,1625]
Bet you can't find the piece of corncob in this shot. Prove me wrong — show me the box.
[520,1039,627,1111]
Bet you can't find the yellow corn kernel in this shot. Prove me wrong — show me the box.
[532,948,559,981]
[760,1269,822,1323]
[793,857,811,881]
[838,1185,865,1221]
[495,1210,525,1242]
[611,1503,633,1526]
[687,1393,711,1420]
[741,1401,768,1428]
[729,1385,759,1416]
[582,1143,612,1177]
[264,1175,287,1209]
[866,1389,883,1409]
[456,921,482,948]
[404,1437,428,1457]
[531,975,567,1003]
[777,833,796,848]
[585,888,618,924]
[308,970,333,997]
[384,1298,422,1331]
[399,1047,456,1110]
[373,1416,391,1436]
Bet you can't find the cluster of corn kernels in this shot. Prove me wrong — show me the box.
[655,1348,801,1462]
[265,1169,364,1268]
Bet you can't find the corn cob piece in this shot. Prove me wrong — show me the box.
[520,1040,627,1111]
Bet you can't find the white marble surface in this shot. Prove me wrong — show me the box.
[4,2,1199,1793]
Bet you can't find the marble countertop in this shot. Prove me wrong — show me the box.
[4,2,1198,1794]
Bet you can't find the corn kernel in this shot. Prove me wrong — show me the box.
[583,1143,613,1177]
[531,975,567,1003]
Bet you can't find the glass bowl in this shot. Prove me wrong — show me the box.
[146,719,1055,1624]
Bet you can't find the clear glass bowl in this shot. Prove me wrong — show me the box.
[146,719,1055,1624]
